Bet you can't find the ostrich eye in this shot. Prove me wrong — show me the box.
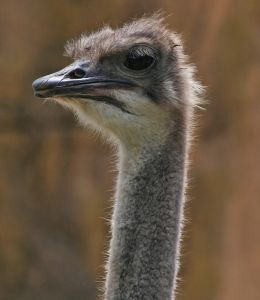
[123,49,155,71]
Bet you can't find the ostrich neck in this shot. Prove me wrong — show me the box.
[105,120,187,300]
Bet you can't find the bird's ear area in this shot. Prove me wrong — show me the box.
[167,33,206,109]
[168,32,184,55]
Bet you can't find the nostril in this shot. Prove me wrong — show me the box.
[68,68,86,79]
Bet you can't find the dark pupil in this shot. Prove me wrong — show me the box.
[124,53,154,70]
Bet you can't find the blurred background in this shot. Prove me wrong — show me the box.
[0,0,259,299]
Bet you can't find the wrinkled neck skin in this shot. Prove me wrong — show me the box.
[105,111,189,300]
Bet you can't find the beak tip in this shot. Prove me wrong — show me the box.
[32,77,43,92]
[32,77,48,98]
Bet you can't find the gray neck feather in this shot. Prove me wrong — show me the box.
[105,117,188,300]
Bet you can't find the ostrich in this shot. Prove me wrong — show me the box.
[32,15,202,300]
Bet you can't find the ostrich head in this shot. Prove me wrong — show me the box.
[32,16,200,147]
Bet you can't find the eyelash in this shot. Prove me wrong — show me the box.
[129,47,154,58]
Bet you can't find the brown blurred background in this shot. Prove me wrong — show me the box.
[0,1,259,299]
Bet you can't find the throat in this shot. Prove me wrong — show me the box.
[105,127,187,300]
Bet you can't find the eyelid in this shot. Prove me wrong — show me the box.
[129,45,155,58]
[98,44,157,62]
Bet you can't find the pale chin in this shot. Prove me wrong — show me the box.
[46,96,83,111]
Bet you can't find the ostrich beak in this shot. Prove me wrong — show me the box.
[32,62,136,99]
